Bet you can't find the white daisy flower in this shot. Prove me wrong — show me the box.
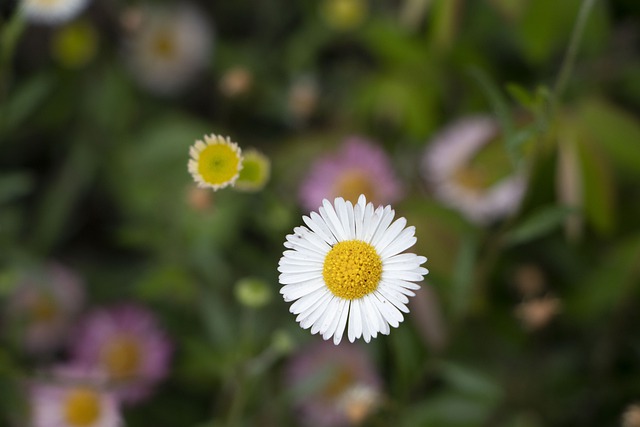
[421,116,527,224]
[124,3,212,95]
[21,0,90,24]
[278,195,428,345]
[188,134,243,191]
[30,366,122,427]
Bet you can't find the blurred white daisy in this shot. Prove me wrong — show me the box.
[6,263,85,354]
[30,366,121,427]
[21,0,90,24]
[278,195,428,345]
[188,134,243,191]
[124,3,212,95]
[421,116,526,225]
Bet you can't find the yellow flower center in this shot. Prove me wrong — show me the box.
[451,167,489,194]
[197,143,242,186]
[333,170,375,206]
[152,31,177,59]
[452,137,513,194]
[322,368,355,399]
[323,240,382,300]
[101,335,141,380]
[64,387,101,427]
[30,294,58,322]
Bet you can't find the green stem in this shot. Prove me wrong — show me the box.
[552,0,597,107]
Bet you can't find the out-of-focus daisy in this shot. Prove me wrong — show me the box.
[320,0,368,31]
[21,0,90,24]
[234,149,270,192]
[51,20,99,68]
[6,263,84,354]
[70,304,172,404]
[278,195,428,345]
[30,366,121,427]
[286,340,382,427]
[299,137,404,213]
[421,116,526,225]
[124,3,212,95]
[288,76,319,124]
[188,134,243,191]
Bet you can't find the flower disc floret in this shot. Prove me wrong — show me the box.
[323,240,381,300]
[188,134,243,190]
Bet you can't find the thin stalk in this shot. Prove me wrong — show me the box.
[552,0,598,107]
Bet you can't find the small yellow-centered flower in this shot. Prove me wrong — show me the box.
[235,149,270,192]
[188,134,243,190]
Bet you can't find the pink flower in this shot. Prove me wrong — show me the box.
[299,137,404,212]
[30,365,122,427]
[285,340,383,426]
[69,304,172,404]
[6,263,85,354]
[421,116,526,224]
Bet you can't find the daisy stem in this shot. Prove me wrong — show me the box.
[552,0,597,109]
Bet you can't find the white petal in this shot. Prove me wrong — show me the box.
[383,278,422,289]
[284,239,325,256]
[333,300,351,345]
[383,253,421,264]
[280,278,325,300]
[372,291,403,328]
[360,297,379,341]
[347,299,363,342]
[360,201,376,242]
[369,206,395,245]
[304,213,338,245]
[354,198,366,240]
[377,282,410,305]
[382,270,425,282]
[320,199,347,241]
[299,292,333,329]
[373,216,406,251]
[288,226,332,253]
[283,249,323,263]
[311,296,337,335]
[290,287,328,314]
[322,298,345,340]
[279,271,323,285]
[383,282,417,297]
[379,228,417,258]
[277,263,322,274]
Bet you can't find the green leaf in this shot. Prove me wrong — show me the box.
[438,361,503,403]
[568,234,640,320]
[451,235,479,318]
[504,206,575,246]
[506,83,535,109]
[402,392,497,427]
[29,140,95,253]
[576,98,640,178]
[1,73,54,132]
[577,139,616,235]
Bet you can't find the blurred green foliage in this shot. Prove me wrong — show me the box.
[1,0,640,426]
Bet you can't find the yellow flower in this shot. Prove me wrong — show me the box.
[188,134,243,191]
